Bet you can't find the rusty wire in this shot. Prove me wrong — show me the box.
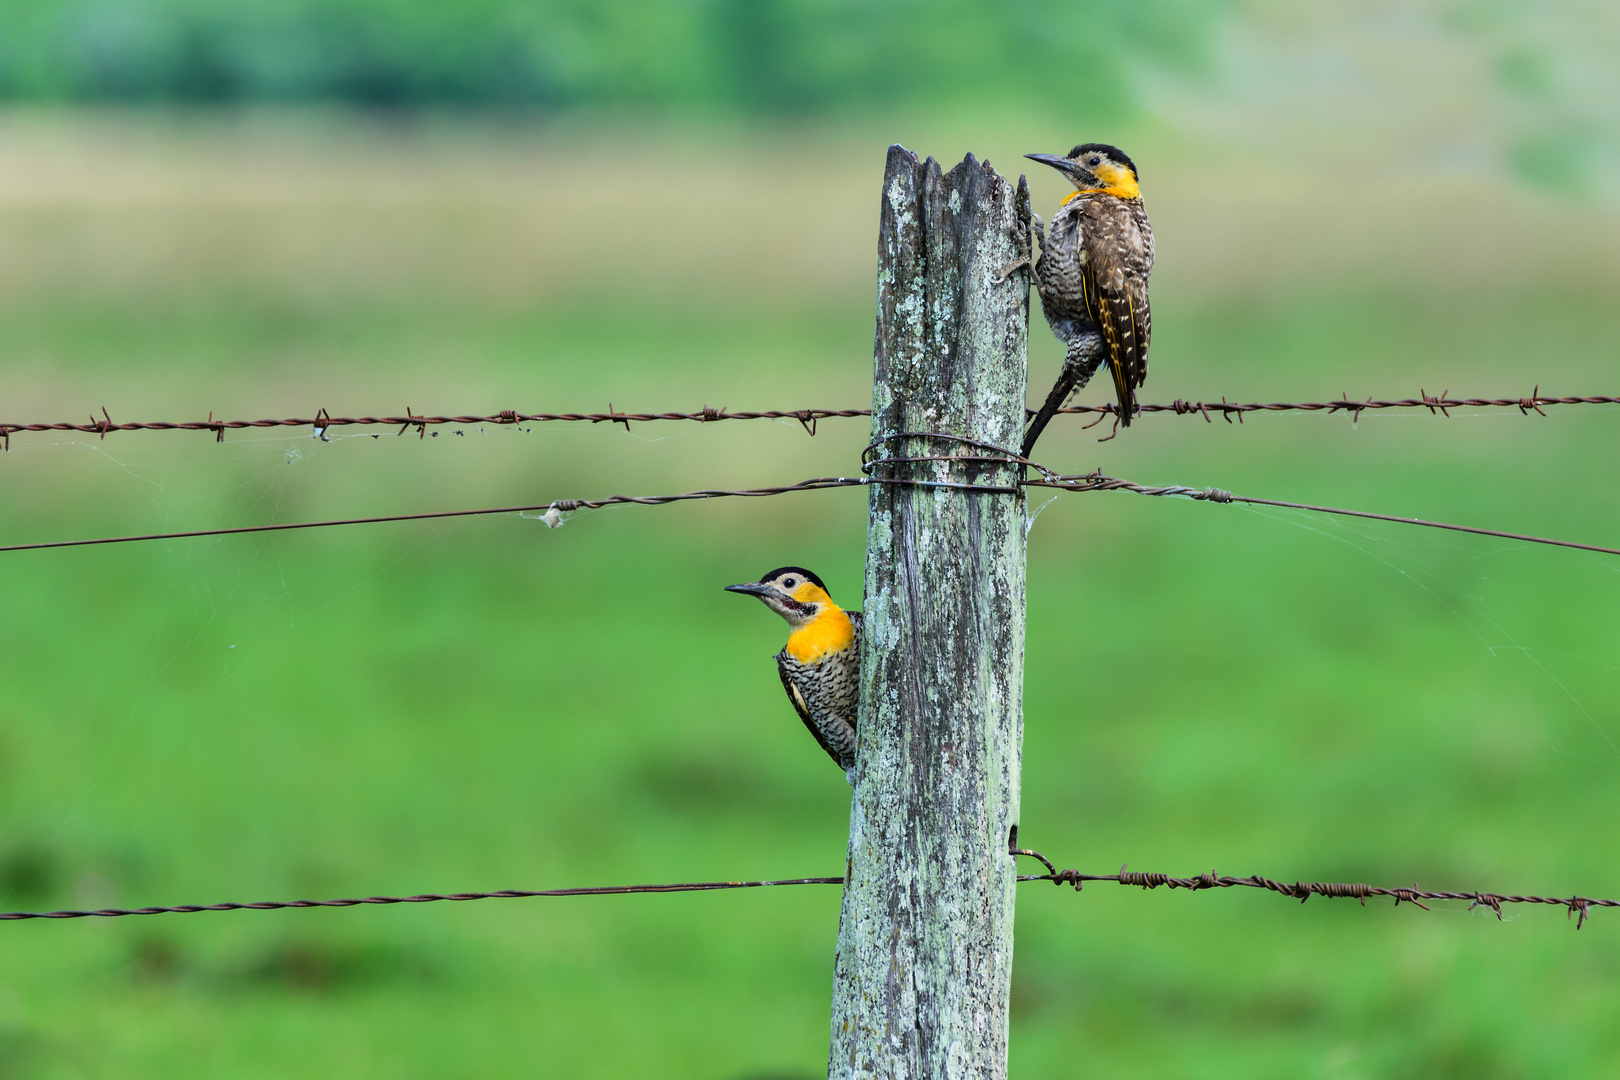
[5,852,1615,928]
[1019,863,1619,929]
[2,389,1616,449]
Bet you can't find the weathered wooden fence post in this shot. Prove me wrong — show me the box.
[829,146,1030,1077]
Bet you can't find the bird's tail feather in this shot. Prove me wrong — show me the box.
[1022,371,1078,458]
[1109,358,1135,427]
[1022,350,1104,458]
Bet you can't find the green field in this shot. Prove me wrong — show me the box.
[1,113,1619,1078]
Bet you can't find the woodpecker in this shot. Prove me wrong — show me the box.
[725,567,861,782]
[1010,143,1154,457]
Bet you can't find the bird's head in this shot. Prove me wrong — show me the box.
[724,566,836,628]
[1026,143,1140,201]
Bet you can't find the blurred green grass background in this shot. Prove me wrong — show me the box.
[3,5,1620,1076]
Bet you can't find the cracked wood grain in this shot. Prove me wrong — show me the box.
[828,145,1031,1080]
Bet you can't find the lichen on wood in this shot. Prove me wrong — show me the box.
[828,145,1030,1079]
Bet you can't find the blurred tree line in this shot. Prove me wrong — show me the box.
[0,0,1223,112]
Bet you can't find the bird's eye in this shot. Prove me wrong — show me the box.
[1088,156,1101,166]
[783,577,797,588]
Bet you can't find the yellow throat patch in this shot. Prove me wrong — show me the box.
[1062,160,1140,202]
[783,583,855,663]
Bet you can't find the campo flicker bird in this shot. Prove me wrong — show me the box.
[1010,143,1154,457]
[725,567,861,783]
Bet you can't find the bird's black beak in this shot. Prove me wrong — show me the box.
[1025,152,1094,185]
[724,582,777,598]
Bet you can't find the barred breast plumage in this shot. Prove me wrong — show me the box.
[775,610,862,774]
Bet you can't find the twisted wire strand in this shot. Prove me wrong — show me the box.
[1,388,1612,448]
[0,878,845,921]
[0,478,866,554]
[3,453,1616,559]
[1030,472,1620,558]
[862,431,1058,480]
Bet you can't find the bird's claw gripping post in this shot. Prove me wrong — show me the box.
[993,211,1042,284]
[993,259,1028,284]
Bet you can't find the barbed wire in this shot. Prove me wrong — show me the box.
[5,852,1612,928]
[2,388,1614,448]
[1081,388,1620,424]
[1020,862,1618,929]
[0,405,866,448]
